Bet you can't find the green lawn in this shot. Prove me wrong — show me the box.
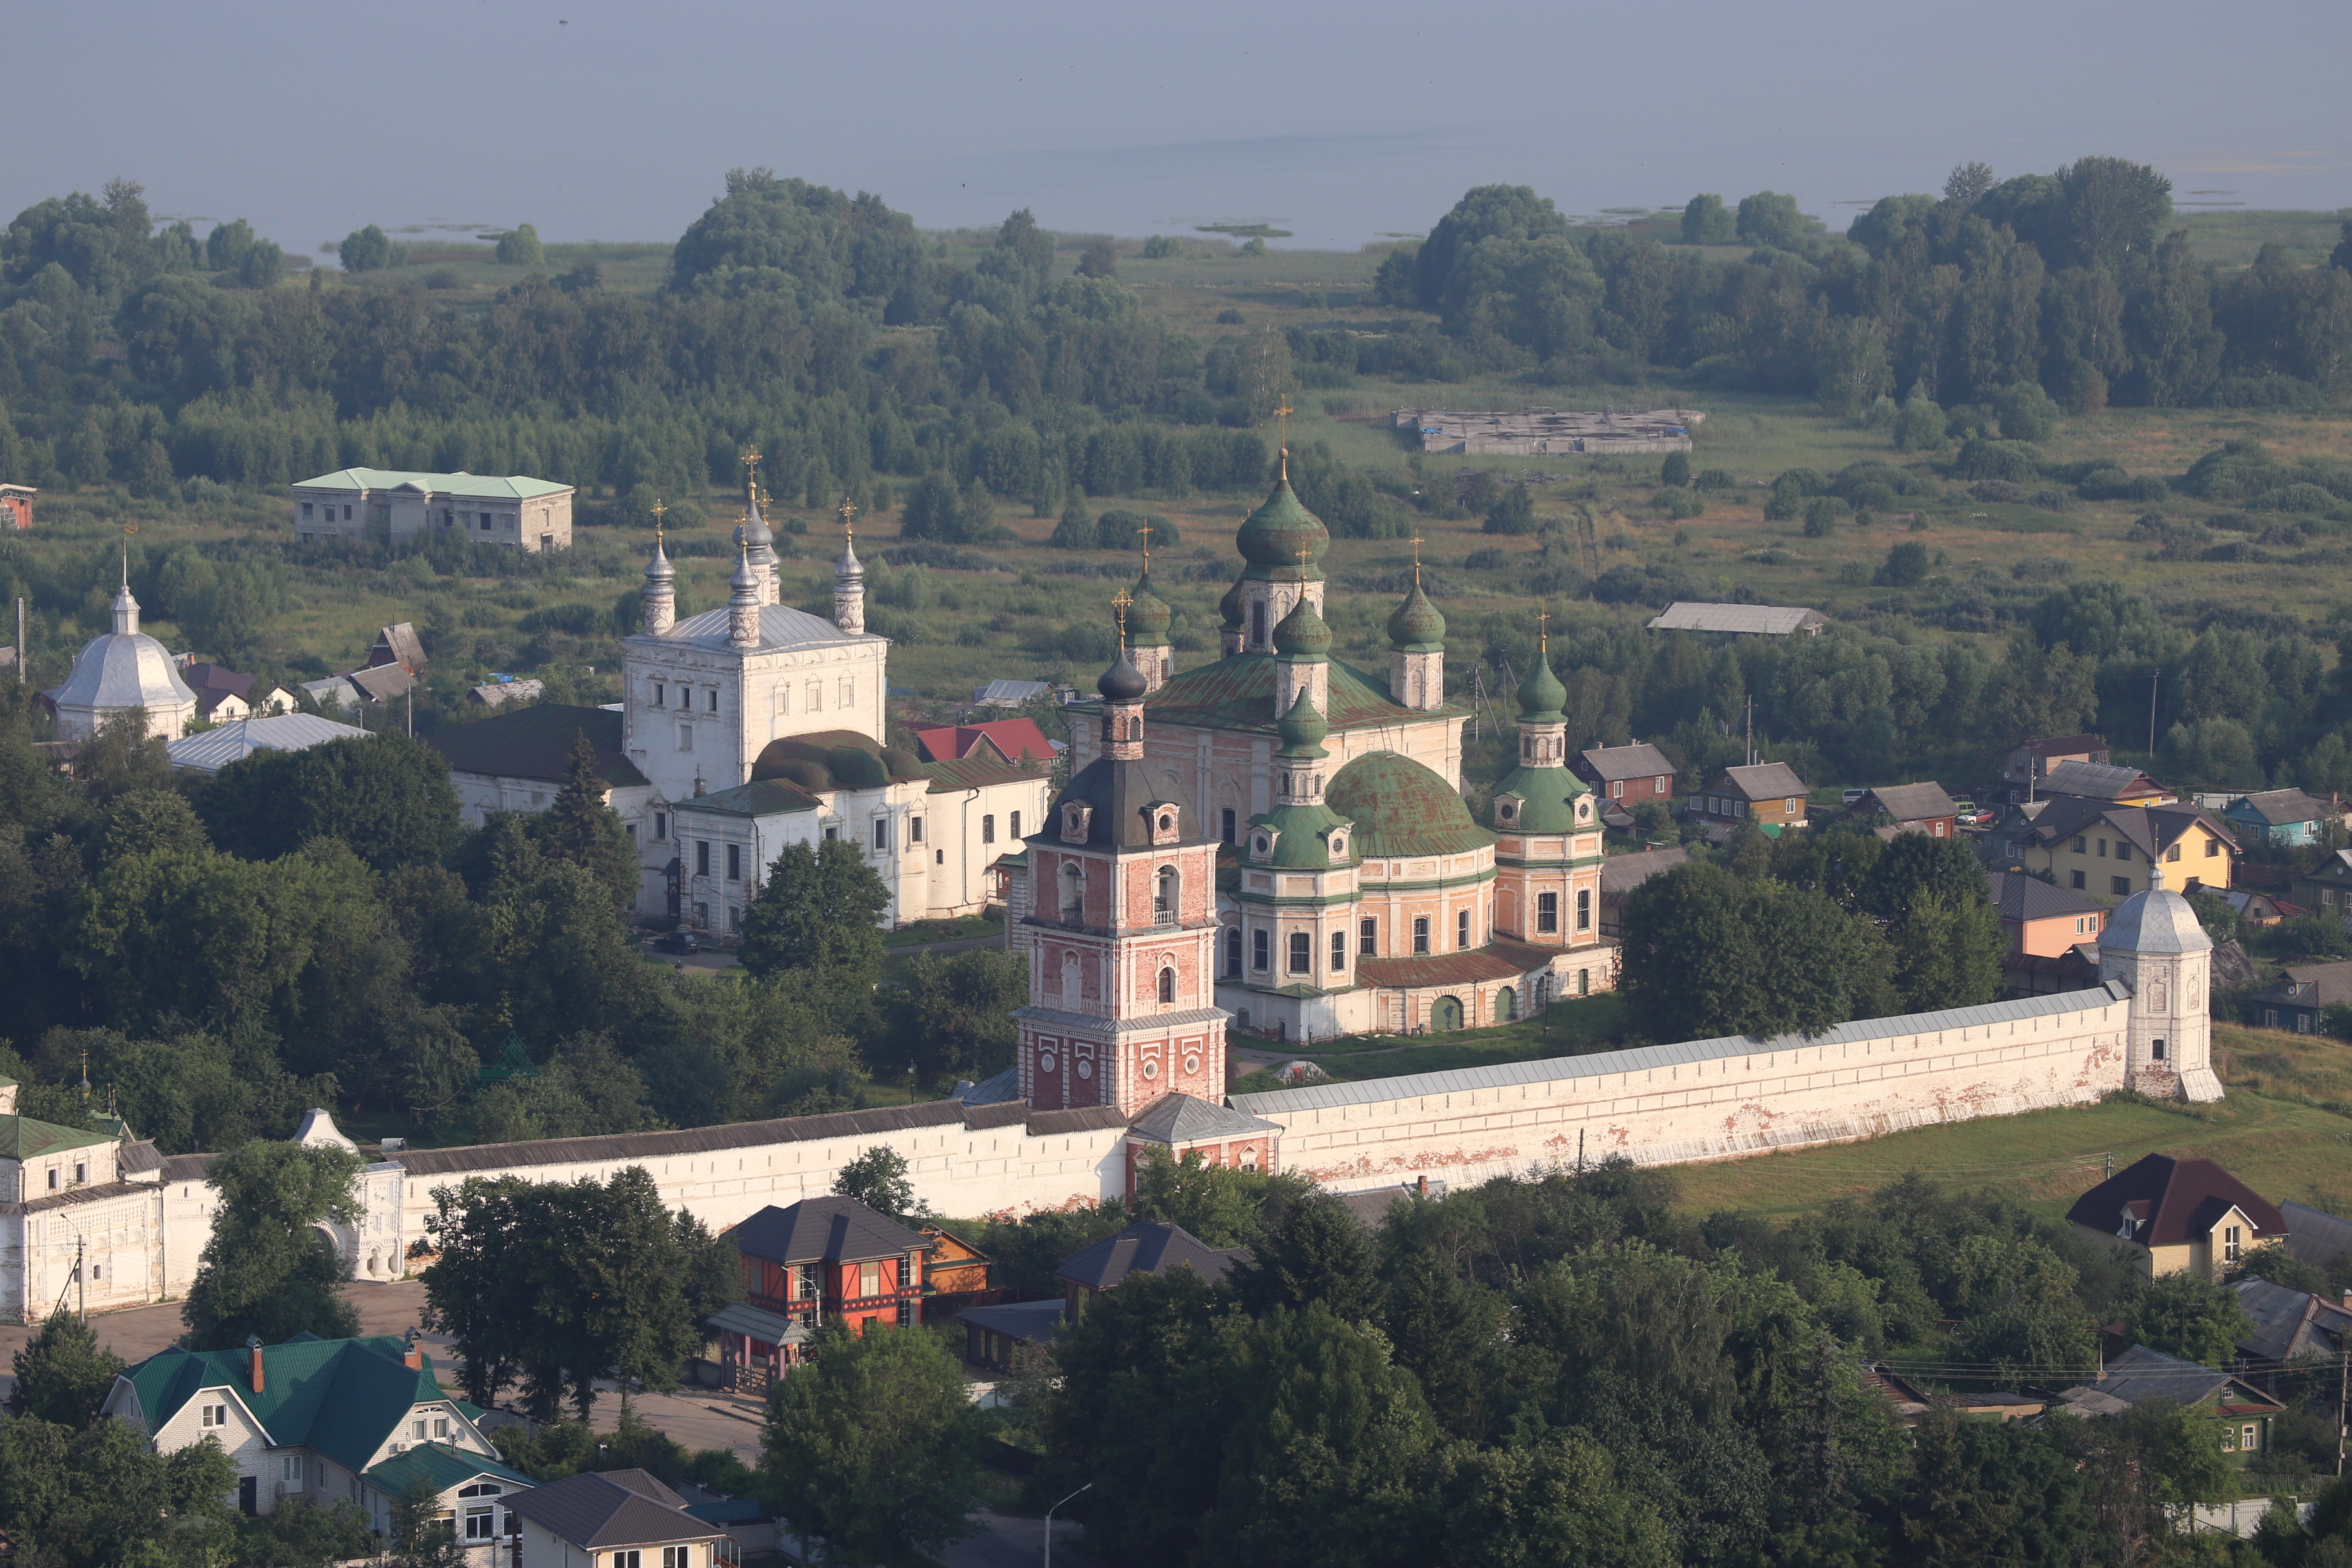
[1235,992,1625,1090]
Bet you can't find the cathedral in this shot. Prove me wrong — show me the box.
[1003,449,1617,1113]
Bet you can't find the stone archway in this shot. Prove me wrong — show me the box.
[1431,995,1464,1032]
[1498,985,1516,1023]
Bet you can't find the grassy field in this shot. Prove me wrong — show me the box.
[1231,993,1626,1092]
[1665,1023,2352,1222]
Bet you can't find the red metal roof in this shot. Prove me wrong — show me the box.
[2064,1155,2287,1247]
[1357,935,1562,990]
[912,719,1056,766]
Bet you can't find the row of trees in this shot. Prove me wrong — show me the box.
[1381,165,2352,409]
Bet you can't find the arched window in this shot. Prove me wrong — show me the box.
[1252,929,1269,971]
[1060,863,1084,923]
[1158,967,1176,1003]
[1225,926,1243,977]
[1251,600,1266,645]
[1155,867,1178,923]
[1061,952,1082,1006]
[1287,931,1311,974]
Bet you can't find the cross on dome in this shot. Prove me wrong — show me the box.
[838,495,858,541]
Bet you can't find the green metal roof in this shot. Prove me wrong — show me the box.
[0,1113,119,1161]
[294,469,571,500]
[366,1441,533,1496]
[1516,656,1566,725]
[1246,800,1355,871]
[1490,763,1591,833]
[1387,584,1446,652]
[1327,752,1494,858]
[923,754,1044,792]
[1139,653,1458,736]
[1235,476,1330,576]
[674,778,823,818]
[122,1335,459,1474]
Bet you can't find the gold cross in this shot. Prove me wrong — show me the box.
[1273,397,1293,482]
[742,448,762,475]
[1111,587,1133,647]
[1408,533,1424,587]
[1536,607,1550,653]
[838,495,858,542]
[651,497,667,544]
[1137,520,1152,571]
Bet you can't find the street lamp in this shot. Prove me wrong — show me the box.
[1043,1482,1092,1568]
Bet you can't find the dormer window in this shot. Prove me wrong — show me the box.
[1061,804,1092,844]
[1328,832,1346,859]
[1252,832,1273,861]
[1575,799,1589,822]
[1496,798,1518,824]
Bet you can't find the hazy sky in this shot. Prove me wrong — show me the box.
[12,0,2348,253]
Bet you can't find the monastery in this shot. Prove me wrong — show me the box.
[0,457,2223,1321]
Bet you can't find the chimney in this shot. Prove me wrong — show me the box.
[246,1334,264,1393]
[1416,1175,1428,1197]
[403,1327,424,1371]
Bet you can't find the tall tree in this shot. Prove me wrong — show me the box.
[832,1145,921,1220]
[737,839,888,986]
[534,730,640,905]
[6,1313,126,1427]
[182,1140,364,1349]
[0,1414,237,1568]
[760,1324,986,1567]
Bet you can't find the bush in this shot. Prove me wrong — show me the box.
[1049,496,1092,549]
[1850,481,1898,512]
[1874,541,1930,587]
[2027,488,2078,512]
[1662,485,1707,519]
[2262,482,2338,514]
[1803,498,1848,537]
[1955,439,2041,483]
[1483,486,1536,534]
[1892,394,1948,451]
[1215,308,1244,325]
[1660,451,1691,487]
[1142,235,1181,259]
[1992,381,2063,442]
[1694,467,1738,490]
[2123,475,2171,502]
[496,223,545,266]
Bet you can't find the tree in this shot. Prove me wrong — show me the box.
[898,469,966,543]
[1854,835,2004,1014]
[386,1476,471,1568]
[1075,240,1117,280]
[1944,162,1997,206]
[338,224,394,273]
[534,730,639,905]
[1482,483,1535,534]
[1659,450,1691,487]
[1049,493,1093,549]
[7,1312,126,1426]
[892,948,1021,1085]
[1892,387,1948,451]
[495,223,545,266]
[1736,191,1811,249]
[832,1145,922,1220]
[1132,1146,1266,1244]
[1680,194,1736,246]
[738,839,889,986]
[2126,1269,2254,1366]
[1875,541,1931,587]
[1617,861,1893,1043]
[234,1495,373,1567]
[994,208,1056,286]
[1230,1179,1380,1322]
[75,707,171,800]
[197,732,461,873]
[760,1324,986,1567]
[0,1414,237,1568]
[183,1140,364,1349]
[2057,156,2172,271]
[1424,1436,1676,1568]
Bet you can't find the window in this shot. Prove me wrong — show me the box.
[2299,1013,2315,1034]
[1155,867,1177,922]
[654,812,667,841]
[1288,931,1311,974]
[806,680,821,711]
[2112,876,2130,896]
[284,1456,302,1481]
[1413,917,1430,955]
[774,686,789,716]
[2224,1224,2242,1262]
[2070,870,2086,890]
[2115,842,2132,863]
[1251,600,1266,644]
[2242,1424,2260,1453]
[46,1168,57,1190]
[910,816,923,844]
[301,502,313,519]
[2096,838,2107,858]
[1253,929,1270,971]
[677,723,693,752]
[1331,931,1346,972]
[1611,779,1623,798]
[652,683,665,707]
[839,679,854,709]
[613,1553,642,1568]
[1226,926,1243,977]
[859,1260,881,1298]
[2166,843,2180,862]
[464,1507,496,1541]
[936,849,944,865]
[412,1418,429,1440]
[1158,967,1175,1003]
[72,1162,84,1184]
[342,505,351,520]
[725,843,741,881]
[2073,836,2087,853]
[1360,918,1378,956]
[1010,812,1022,839]
[706,688,718,713]
[2206,838,2220,857]
[1577,968,1591,996]
[478,511,490,529]
[729,905,742,932]
[2153,1037,2167,1060]
[2265,1008,2279,1028]
[696,841,710,877]
[663,1549,692,1568]
[982,815,995,845]
[201,1404,226,1428]
[1222,808,1237,844]
[1457,909,1471,950]
[1576,888,1591,931]
[1784,798,1798,816]
[873,818,890,852]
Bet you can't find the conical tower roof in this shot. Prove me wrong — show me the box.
[1387,583,1446,652]
[643,531,674,584]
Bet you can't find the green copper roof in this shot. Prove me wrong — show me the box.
[1139,652,1458,736]
[1517,654,1567,725]
[1326,752,1494,858]
[1276,691,1329,758]
[1235,476,1329,578]
[1490,762,1591,832]
[122,1335,462,1475]
[0,1113,118,1161]
[1128,574,1172,647]
[1246,800,1357,871]
[294,468,570,500]
[1271,596,1331,662]
[1387,584,1446,652]
[366,1441,533,1496]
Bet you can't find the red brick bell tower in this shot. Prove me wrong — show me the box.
[1013,643,1228,1113]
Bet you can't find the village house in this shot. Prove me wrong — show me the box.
[507,1469,732,1568]
[1690,761,1809,832]
[2053,1344,2286,1464]
[917,1223,996,1322]
[179,662,297,724]
[2065,1155,2288,1279]
[2223,788,2338,848]
[2246,959,2352,1035]
[0,482,33,530]
[1986,870,2107,998]
[103,1330,516,1536]
[291,469,574,552]
[166,712,373,776]
[2291,848,2352,917]
[2008,796,2237,897]
[2039,759,2174,807]
[1643,602,1827,638]
[1841,782,1959,839]
[709,1196,927,1391]
[1054,1220,1250,1319]
[2000,732,2110,792]
[2222,887,2297,928]
[910,718,1059,769]
[1598,845,1690,939]
[2231,1277,2352,1406]
[1571,741,1678,825]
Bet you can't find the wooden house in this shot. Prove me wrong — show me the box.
[2292,848,2352,918]
[1842,782,1959,839]
[1690,761,1808,831]
[709,1197,928,1391]
[2052,1344,2286,1465]
[2000,732,2108,790]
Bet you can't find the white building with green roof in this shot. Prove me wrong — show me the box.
[291,468,574,551]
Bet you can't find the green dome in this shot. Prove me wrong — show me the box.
[1326,752,1494,858]
[1271,594,1331,660]
[1235,477,1329,573]
[1387,583,1446,652]
[1275,691,1329,758]
[1518,654,1566,725]
[828,746,888,788]
[1128,573,1172,646]
[1489,763,1591,834]
[1218,579,1244,629]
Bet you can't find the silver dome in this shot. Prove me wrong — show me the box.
[2101,883,2212,957]
[50,587,197,735]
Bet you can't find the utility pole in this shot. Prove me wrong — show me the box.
[1745,696,1754,767]
[14,596,23,685]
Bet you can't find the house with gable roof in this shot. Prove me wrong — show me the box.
[103,1329,518,1537]
[507,1467,732,1568]
[2064,1154,2288,1279]
[291,469,573,552]
[708,1196,928,1392]
[2053,1343,2286,1464]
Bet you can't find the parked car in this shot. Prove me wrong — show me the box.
[1841,788,1867,805]
[1957,807,1996,827]
[650,928,701,955]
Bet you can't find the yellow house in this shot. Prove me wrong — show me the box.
[2065,1154,2288,1279]
[2017,799,2237,900]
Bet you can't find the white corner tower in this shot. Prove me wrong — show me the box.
[642,504,676,638]
[2097,861,2222,1102]
[833,498,866,636]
